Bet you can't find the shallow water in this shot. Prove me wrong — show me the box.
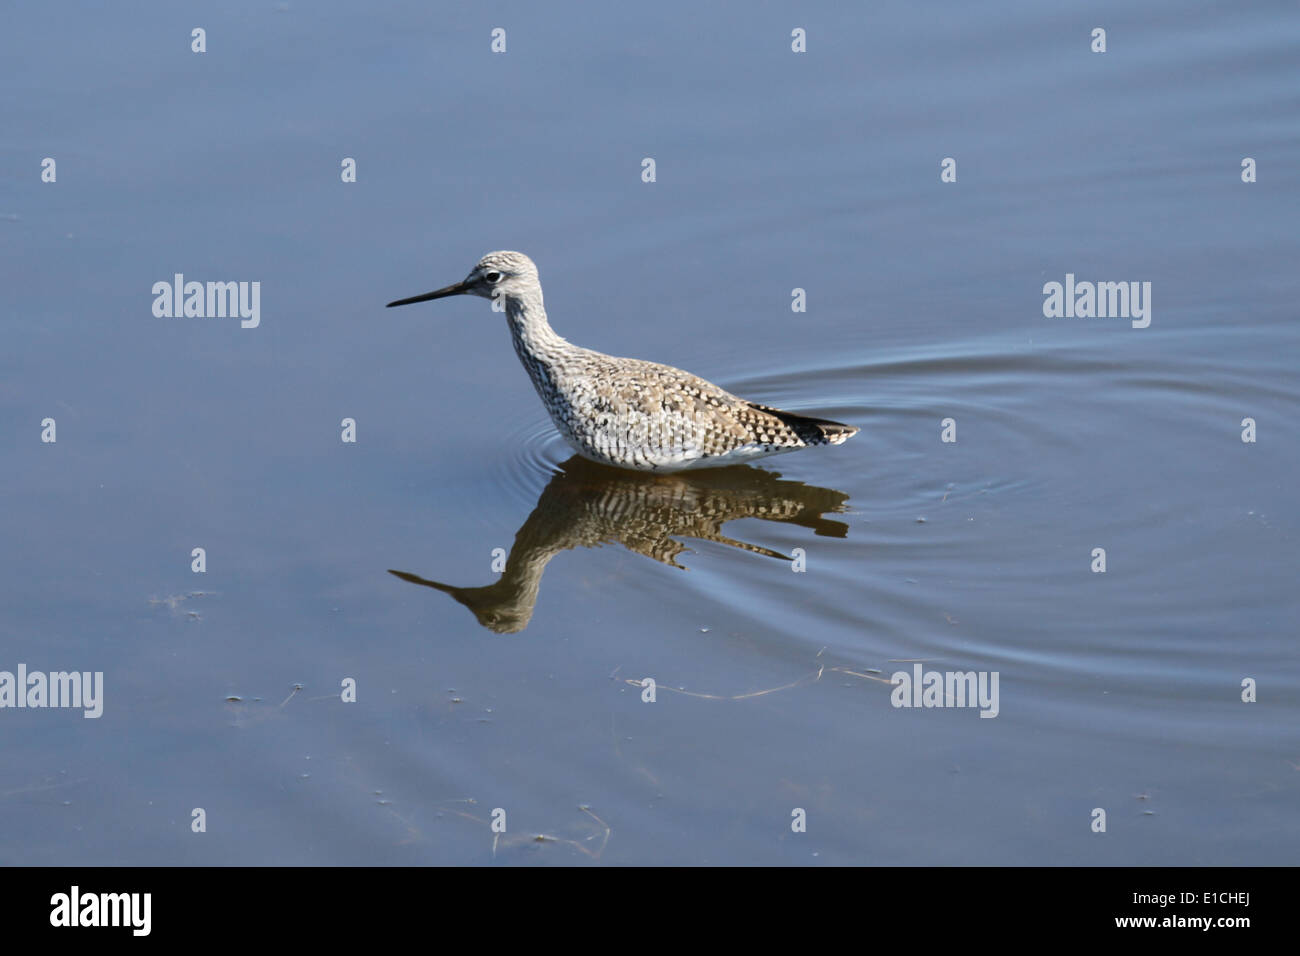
[3,1,1298,864]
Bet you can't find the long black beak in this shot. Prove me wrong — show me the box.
[386,280,471,308]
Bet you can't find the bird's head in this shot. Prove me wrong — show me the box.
[386,251,539,309]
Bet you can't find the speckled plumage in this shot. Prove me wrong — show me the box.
[387,251,857,472]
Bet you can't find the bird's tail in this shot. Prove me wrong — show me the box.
[747,403,859,446]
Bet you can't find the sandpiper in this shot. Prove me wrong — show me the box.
[386,251,857,472]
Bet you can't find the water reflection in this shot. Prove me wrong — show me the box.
[389,456,851,633]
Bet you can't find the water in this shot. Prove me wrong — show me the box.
[3,0,1297,865]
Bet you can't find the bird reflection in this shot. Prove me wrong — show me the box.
[388,456,851,633]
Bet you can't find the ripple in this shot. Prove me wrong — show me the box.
[648,326,1300,742]
[494,413,570,509]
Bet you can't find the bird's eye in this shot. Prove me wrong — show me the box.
[485,271,502,283]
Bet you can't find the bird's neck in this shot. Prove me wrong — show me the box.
[505,290,569,366]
